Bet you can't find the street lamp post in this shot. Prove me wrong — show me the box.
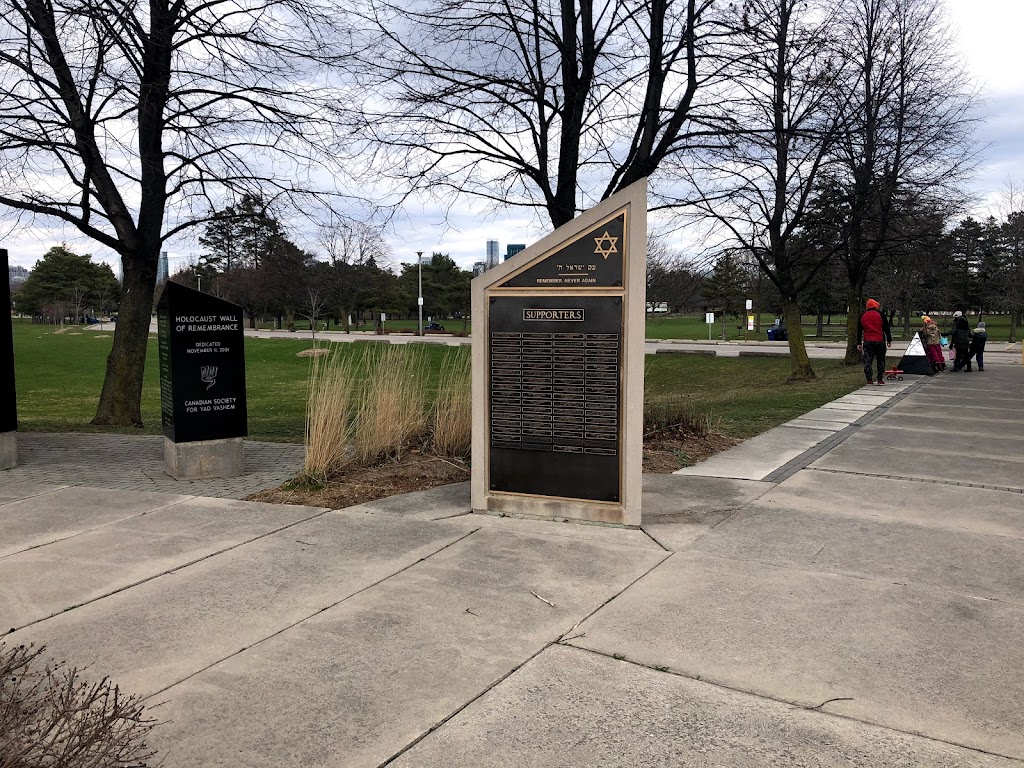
[417,250,424,336]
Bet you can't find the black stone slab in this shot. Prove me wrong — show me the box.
[157,281,247,443]
[497,214,625,289]
[0,249,16,433]
[488,295,621,503]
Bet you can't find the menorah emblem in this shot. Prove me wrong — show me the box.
[201,366,218,390]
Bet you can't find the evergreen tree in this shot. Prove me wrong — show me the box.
[19,245,119,322]
[397,253,472,320]
[198,195,285,273]
[701,252,749,316]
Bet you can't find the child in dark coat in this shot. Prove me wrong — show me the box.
[969,321,987,372]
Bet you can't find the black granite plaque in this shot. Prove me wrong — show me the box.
[488,295,622,502]
[0,249,16,433]
[157,281,247,443]
[497,214,624,289]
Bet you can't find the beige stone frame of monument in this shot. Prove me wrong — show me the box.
[471,178,646,526]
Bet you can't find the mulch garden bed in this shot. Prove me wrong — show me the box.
[249,452,469,508]
[250,428,739,508]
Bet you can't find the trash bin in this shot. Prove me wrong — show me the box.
[766,328,777,341]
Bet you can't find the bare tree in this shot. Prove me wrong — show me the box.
[342,0,740,228]
[688,0,850,380]
[0,0,353,426]
[318,216,391,268]
[317,216,392,332]
[645,234,711,314]
[301,266,333,342]
[829,0,979,363]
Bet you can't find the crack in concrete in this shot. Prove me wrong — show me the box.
[559,644,1024,764]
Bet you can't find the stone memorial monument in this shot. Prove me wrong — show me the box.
[157,281,247,479]
[1,248,17,469]
[471,179,646,526]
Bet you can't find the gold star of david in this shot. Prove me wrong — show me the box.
[593,231,619,260]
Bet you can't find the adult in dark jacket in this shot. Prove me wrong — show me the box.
[969,321,987,371]
[857,298,892,385]
[950,313,972,372]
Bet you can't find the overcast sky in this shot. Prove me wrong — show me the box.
[4,0,1023,274]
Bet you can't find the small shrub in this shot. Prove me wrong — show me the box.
[0,642,158,768]
[643,394,714,437]
[431,348,471,457]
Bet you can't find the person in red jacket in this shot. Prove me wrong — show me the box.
[856,298,892,385]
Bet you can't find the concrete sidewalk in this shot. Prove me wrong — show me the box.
[2,367,1023,766]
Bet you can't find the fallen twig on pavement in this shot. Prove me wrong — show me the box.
[531,590,556,607]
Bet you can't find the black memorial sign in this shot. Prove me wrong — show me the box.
[0,249,16,433]
[157,281,247,443]
[488,295,622,502]
[497,213,624,289]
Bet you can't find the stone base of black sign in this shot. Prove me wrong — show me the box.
[0,431,15,470]
[165,436,243,480]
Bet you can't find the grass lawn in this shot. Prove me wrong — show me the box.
[11,319,866,443]
[645,355,865,438]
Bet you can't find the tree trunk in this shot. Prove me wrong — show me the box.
[783,296,815,381]
[815,305,823,338]
[843,284,863,365]
[92,253,158,427]
[1009,310,1017,344]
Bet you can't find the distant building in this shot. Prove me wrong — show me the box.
[472,261,487,277]
[157,251,169,283]
[505,244,525,261]
[8,264,28,285]
[486,240,499,269]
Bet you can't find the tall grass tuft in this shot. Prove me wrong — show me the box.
[643,394,714,436]
[353,345,428,465]
[304,345,356,482]
[431,347,472,457]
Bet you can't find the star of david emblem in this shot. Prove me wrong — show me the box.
[593,231,619,260]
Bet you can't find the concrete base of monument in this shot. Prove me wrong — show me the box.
[164,436,243,480]
[477,494,640,528]
[0,431,16,470]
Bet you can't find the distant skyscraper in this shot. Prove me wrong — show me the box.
[8,264,28,285]
[472,261,487,277]
[486,239,499,269]
[157,251,169,283]
[505,244,525,261]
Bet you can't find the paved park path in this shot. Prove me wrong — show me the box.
[2,366,1022,766]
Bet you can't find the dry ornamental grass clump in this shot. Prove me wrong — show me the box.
[353,345,428,465]
[431,348,471,457]
[0,642,158,768]
[302,345,472,484]
[643,393,714,437]
[303,346,357,482]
